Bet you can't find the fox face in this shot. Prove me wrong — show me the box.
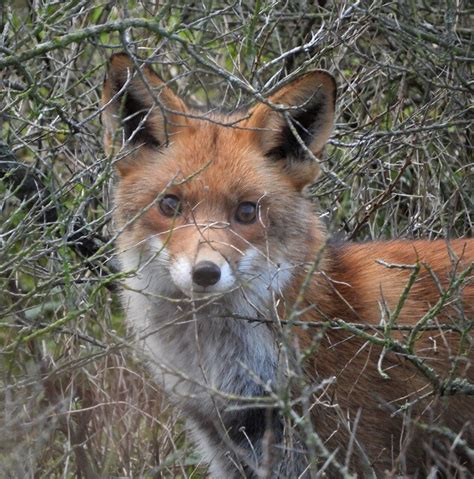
[103,54,335,305]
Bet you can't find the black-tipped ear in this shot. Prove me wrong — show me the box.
[247,71,336,189]
[102,53,186,174]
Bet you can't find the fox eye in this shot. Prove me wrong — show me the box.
[159,195,181,217]
[235,202,257,224]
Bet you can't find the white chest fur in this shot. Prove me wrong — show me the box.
[120,251,279,415]
[117,242,295,477]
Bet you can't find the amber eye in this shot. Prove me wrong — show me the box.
[159,195,181,217]
[235,202,257,224]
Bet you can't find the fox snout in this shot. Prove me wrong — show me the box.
[168,242,238,297]
[192,261,221,287]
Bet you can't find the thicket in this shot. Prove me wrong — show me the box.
[1,1,472,477]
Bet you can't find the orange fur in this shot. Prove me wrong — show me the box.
[292,240,473,474]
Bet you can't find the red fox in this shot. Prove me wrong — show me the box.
[102,53,473,478]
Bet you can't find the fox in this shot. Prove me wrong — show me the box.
[101,53,473,478]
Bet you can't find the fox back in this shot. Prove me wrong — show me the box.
[102,54,473,478]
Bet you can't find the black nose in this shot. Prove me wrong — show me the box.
[192,261,221,287]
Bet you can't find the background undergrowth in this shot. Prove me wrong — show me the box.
[1,1,472,477]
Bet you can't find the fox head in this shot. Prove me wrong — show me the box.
[102,54,335,306]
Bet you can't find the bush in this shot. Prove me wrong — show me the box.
[1,1,472,477]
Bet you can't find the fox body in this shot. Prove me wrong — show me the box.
[102,54,473,477]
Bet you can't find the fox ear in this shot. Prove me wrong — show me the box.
[102,53,186,175]
[247,71,336,189]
